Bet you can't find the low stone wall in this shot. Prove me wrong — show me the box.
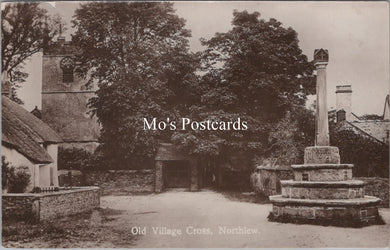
[356,177,389,208]
[84,170,155,195]
[2,195,38,222]
[2,187,100,223]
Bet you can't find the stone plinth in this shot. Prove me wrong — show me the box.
[281,180,365,199]
[304,146,340,164]
[292,164,353,181]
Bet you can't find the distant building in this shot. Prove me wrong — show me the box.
[41,36,100,153]
[2,96,62,192]
[332,85,390,144]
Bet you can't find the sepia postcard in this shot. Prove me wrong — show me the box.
[1,1,389,249]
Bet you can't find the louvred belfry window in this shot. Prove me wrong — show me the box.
[60,57,75,83]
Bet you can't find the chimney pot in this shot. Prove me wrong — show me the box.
[336,85,352,121]
[336,85,352,94]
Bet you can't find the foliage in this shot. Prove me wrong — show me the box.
[1,2,63,101]
[58,147,100,171]
[330,123,389,177]
[2,156,9,189]
[267,107,315,164]
[172,11,315,171]
[360,114,383,120]
[72,2,199,168]
[2,156,31,193]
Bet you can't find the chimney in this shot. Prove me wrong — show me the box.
[336,85,352,121]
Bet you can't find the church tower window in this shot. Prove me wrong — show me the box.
[60,57,75,83]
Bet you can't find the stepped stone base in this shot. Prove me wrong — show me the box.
[269,145,382,226]
[292,164,353,181]
[270,195,381,224]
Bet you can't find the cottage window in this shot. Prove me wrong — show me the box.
[302,173,309,181]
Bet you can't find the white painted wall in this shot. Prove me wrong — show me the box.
[45,144,59,186]
[39,164,51,187]
[1,144,59,191]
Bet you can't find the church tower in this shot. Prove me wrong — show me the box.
[41,36,100,152]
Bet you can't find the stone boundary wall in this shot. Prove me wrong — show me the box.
[84,170,155,195]
[355,177,389,208]
[2,187,100,223]
[2,195,38,222]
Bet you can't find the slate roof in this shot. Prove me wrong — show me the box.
[330,94,390,144]
[346,120,389,144]
[2,96,62,164]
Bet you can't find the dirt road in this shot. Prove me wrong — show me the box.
[101,190,390,248]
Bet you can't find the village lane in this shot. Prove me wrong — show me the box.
[101,190,390,248]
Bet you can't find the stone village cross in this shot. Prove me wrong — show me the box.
[268,49,381,225]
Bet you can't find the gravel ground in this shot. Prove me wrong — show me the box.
[3,189,390,248]
[101,190,390,248]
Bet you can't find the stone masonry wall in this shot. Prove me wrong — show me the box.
[356,177,389,208]
[2,195,38,223]
[39,187,100,221]
[2,187,100,223]
[84,170,155,195]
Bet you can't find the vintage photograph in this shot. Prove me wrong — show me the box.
[1,1,389,248]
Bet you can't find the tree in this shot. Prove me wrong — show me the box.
[172,11,315,174]
[1,2,63,102]
[267,107,315,165]
[72,2,200,168]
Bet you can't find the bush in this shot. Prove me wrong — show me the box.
[2,156,10,189]
[58,147,100,171]
[31,187,41,193]
[2,156,31,193]
[8,167,31,193]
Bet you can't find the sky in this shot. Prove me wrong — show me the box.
[16,1,390,116]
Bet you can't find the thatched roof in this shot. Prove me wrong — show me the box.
[155,143,187,161]
[2,96,62,164]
